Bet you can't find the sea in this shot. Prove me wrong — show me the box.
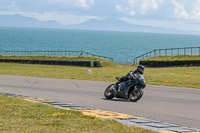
[0,27,200,63]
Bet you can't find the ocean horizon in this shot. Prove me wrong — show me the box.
[1,27,200,63]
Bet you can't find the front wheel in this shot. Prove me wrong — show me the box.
[104,84,115,99]
[129,88,143,102]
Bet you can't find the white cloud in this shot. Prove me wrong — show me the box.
[129,0,136,16]
[115,5,123,12]
[79,0,89,8]
[115,0,163,16]
[77,0,95,8]
[141,0,163,14]
[49,0,95,8]
[190,0,200,20]
[0,0,97,25]
[172,0,189,19]
[172,0,200,21]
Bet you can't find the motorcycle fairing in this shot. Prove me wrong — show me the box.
[116,79,140,99]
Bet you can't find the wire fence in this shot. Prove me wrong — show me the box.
[133,47,200,64]
[0,51,114,62]
[0,47,200,64]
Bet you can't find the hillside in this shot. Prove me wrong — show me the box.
[0,14,200,35]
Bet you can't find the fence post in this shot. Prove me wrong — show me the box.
[199,47,200,55]
[178,48,179,55]
[171,49,173,56]
[184,48,186,55]
[191,47,193,55]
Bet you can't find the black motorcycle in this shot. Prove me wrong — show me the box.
[104,74,146,102]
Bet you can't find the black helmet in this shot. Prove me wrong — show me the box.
[137,65,145,74]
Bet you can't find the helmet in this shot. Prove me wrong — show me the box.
[137,65,145,74]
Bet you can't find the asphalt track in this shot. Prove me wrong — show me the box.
[0,75,200,129]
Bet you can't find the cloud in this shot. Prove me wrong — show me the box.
[191,1,200,20]
[129,0,136,16]
[141,0,163,14]
[0,0,95,12]
[1,0,200,31]
[77,0,95,8]
[115,5,123,12]
[115,0,163,16]
[172,0,189,19]
[0,0,98,25]
[172,0,200,21]
[115,0,137,16]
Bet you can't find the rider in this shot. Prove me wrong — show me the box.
[115,65,145,91]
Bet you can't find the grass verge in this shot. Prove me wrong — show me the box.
[0,95,156,133]
[141,55,200,61]
[0,55,116,67]
[0,62,199,88]
[0,55,200,88]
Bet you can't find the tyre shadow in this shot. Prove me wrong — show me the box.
[101,98,130,102]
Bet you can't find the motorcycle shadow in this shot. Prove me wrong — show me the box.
[101,98,130,102]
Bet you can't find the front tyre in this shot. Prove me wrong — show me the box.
[104,84,115,99]
[129,88,143,102]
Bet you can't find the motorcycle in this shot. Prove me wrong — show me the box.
[104,74,146,102]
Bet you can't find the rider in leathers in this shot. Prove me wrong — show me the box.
[115,65,145,91]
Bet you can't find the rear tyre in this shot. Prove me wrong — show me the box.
[104,84,115,99]
[129,88,143,102]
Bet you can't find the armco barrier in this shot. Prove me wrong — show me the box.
[140,60,200,67]
[0,59,102,67]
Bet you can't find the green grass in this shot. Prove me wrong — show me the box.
[145,67,200,88]
[141,55,200,61]
[0,55,116,67]
[0,55,199,88]
[0,62,200,88]
[0,95,156,133]
[0,55,199,132]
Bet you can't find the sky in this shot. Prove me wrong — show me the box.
[0,0,200,31]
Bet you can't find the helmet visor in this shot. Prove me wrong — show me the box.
[138,68,144,74]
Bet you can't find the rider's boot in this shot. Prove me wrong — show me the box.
[113,83,118,92]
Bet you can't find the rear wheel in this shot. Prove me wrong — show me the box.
[129,88,143,102]
[104,84,115,99]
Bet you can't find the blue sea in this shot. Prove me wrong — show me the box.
[0,27,200,62]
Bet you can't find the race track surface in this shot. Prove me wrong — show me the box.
[0,75,199,129]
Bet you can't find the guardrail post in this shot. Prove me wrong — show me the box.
[171,49,173,56]
[184,48,186,55]
[178,48,179,55]
[199,47,200,55]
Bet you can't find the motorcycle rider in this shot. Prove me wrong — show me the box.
[114,65,145,91]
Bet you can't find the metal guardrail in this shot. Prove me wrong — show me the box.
[0,47,200,64]
[133,47,200,64]
[0,51,114,62]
